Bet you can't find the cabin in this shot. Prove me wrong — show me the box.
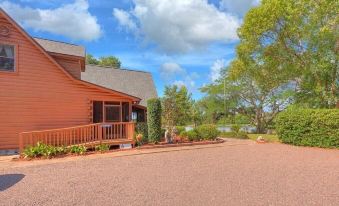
[0,9,157,152]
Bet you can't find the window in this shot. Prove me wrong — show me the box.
[0,44,15,72]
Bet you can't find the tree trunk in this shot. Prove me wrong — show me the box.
[255,108,266,134]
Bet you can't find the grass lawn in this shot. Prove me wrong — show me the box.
[220,132,280,143]
[247,134,280,143]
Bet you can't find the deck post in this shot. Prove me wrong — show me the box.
[19,133,24,155]
[98,124,103,144]
[127,123,135,140]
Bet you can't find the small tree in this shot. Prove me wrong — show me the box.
[162,90,178,134]
[147,98,162,143]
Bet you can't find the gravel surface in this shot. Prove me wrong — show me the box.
[1,142,338,206]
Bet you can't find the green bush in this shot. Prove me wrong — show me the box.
[275,109,339,148]
[147,98,162,143]
[231,124,241,133]
[22,142,67,158]
[95,144,110,152]
[196,124,220,140]
[175,126,186,134]
[181,130,200,141]
[135,122,148,143]
[234,131,249,139]
[70,145,87,155]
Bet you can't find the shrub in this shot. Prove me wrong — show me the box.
[135,122,148,140]
[234,131,249,139]
[231,124,241,133]
[275,109,339,148]
[175,126,186,135]
[196,124,220,141]
[147,98,162,143]
[134,133,145,146]
[95,144,110,152]
[22,142,67,158]
[181,130,200,141]
[70,145,87,155]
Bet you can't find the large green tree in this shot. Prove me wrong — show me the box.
[201,60,293,133]
[238,0,339,108]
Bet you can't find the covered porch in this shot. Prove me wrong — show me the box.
[18,100,142,153]
[19,122,135,153]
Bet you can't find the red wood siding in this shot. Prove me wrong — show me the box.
[0,14,134,149]
[52,54,82,79]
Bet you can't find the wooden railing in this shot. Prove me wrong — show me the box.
[19,122,135,153]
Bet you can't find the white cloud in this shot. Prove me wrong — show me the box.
[173,76,196,90]
[210,59,228,81]
[159,62,185,79]
[113,8,137,32]
[159,62,199,91]
[113,0,241,54]
[0,0,102,41]
[219,0,260,16]
[173,80,186,88]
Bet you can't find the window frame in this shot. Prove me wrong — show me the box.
[0,42,18,74]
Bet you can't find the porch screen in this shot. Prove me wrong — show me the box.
[93,101,103,123]
[105,106,120,122]
[122,102,130,122]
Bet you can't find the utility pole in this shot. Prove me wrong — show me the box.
[224,77,227,128]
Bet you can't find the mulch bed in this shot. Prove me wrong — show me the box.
[136,138,224,149]
[16,138,225,161]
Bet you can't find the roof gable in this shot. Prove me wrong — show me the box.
[0,8,140,102]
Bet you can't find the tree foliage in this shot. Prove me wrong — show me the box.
[86,54,121,68]
[86,54,99,65]
[162,85,194,128]
[99,56,121,68]
[147,98,162,143]
[238,0,339,108]
[200,0,339,132]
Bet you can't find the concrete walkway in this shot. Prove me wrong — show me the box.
[1,139,338,205]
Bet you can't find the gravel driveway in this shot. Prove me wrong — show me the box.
[1,141,338,206]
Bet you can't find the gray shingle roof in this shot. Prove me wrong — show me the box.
[81,65,158,107]
[34,37,85,57]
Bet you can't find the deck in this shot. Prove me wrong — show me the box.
[19,122,135,152]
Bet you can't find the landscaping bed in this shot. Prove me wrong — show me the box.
[17,138,224,161]
[135,138,224,150]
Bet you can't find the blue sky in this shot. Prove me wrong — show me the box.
[1,0,258,99]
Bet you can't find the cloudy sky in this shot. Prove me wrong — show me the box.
[0,0,258,99]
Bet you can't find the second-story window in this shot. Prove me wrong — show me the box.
[0,44,15,72]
